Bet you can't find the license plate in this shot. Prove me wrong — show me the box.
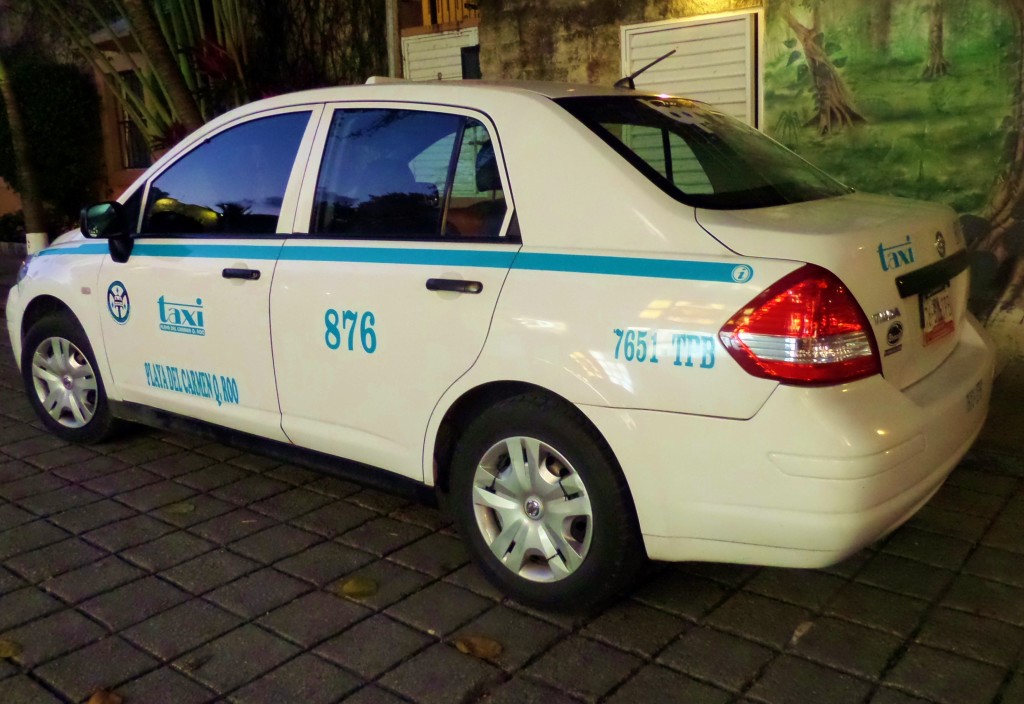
[921,285,955,346]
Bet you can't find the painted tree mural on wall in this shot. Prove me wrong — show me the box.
[766,0,1024,358]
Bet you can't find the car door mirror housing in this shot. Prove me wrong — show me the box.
[80,201,127,239]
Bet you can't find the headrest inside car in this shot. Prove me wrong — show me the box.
[475,141,501,192]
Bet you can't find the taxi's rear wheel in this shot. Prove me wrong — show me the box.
[450,392,643,610]
[21,314,117,444]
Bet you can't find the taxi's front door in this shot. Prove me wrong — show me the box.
[271,105,518,479]
[98,107,321,439]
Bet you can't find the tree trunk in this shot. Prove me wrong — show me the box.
[923,1,950,79]
[120,0,203,133]
[873,0,894,56]
[785,10,866,135]
[0,53,47,253]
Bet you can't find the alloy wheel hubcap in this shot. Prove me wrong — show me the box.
[471,436,593,583]
[30,336,98,429]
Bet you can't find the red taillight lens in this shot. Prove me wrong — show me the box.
[719,264,880,385]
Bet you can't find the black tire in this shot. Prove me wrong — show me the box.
[449,392,644,610]
[21,314,118,444]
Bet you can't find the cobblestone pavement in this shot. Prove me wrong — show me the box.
[2,299,1024,703]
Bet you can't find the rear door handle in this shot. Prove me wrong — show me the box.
[222,268,260,280]
[426,278,483,294]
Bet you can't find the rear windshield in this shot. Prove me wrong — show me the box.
[555,96,852,210]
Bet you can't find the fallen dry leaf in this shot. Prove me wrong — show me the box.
[0,639,23,659]
[163,502,195,515]
[454,635,503,660]
[86,689,122,704]
[336,576,378,598]
[788,621,814,646]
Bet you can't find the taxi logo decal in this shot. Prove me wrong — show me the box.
[107,281,130,324]
[158,296,206,336]
[878,236,914,271]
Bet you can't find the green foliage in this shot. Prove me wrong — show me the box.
[0,54,103,227]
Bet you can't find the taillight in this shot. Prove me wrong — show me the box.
[719,264,880,385]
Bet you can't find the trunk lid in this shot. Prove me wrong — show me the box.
[696,192,968,390]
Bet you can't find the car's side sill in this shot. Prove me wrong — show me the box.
[109,401,438,507]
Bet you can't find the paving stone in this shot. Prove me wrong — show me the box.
[0,566,23,596]
[175,463,250,491]
[386,581,492,637]
[0,471,62,502]
[747,654,873,704]
[5,537,107,582]
[82,576,191,630]
[229,524,321,564]
[606,663,731,704]
[207,568,310,618]
[0,502,33,531]
[305,476,361,499]
[881,527,974,570]
[249,488,333,521]
[473,676,581,704]
[744,568,847,611]
[226,452,281,472]
[927,484,1006,519]
[636,571,732,620]
[108,439,183,465]
[942,574,1024,627]
[41,555,145,603]
[346,488,410,514]
[342,685,408,704]
[869,686,936,704]
[153,494,235,528]
[156,432,210,450]
[122,530,217,572]
[442,563,504,601]
[84,514,174,551]
[2,434,69,461]
[0,675,66,703]
[34,636,157,701]
[388,532,469,577]
[229,652,360,704]
[190,508,276,544]
[161,549,259,594]
[51,454,128,482]
[0,519,68,559]
[123,598,242,660]
[856,552,956,601]
[884,644,1005,704]
[789,616,904,679]
[212,475,289,505]
[819,549,874,578]
[452,604,562,672]
[49,499,135,534]
[116,480,197,512]
[658,626,773,692]
[1,608,106,667]
[17,484,103,516]
[316,614,433,677]
[264,464,320,486]
[292,500,376,538]
[142,451,216,478]
[826,583,930,637]
[980,517,1024,555]
[915,607,1024,667]
[172,624,299,694]
[583,599,687,657]
[907,505,991,542]
[1001,671,1024,704]
[83,466,163,496]
[389,503,451,531]
[338,517,429,556]
[115,666,218,704]
[962,545,1024,588]
[274,541,374,586]
[24,444,98,471]
[258,590,371,647]
[0,459,39,483]
[528,636,643,702]
[331,559,432,610]
[194,443,244,461]
[705,592,812,649]
[380,642,501,704]
[0,586,63,631]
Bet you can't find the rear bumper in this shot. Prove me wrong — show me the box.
[580,313,996,568]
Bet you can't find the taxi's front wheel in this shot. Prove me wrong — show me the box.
[21,314,118,444]
[449,392,644,610]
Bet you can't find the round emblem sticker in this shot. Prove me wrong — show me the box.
[731,264,753,283]
[107,281,130,325]
[887,321,904,346]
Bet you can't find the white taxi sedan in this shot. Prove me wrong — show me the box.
[6,80,995,608]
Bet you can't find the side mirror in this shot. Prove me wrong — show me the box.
[80,201,126,239]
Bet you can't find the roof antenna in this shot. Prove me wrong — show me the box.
[614,49,677,90]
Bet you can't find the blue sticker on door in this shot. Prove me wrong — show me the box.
[107,281,130,324]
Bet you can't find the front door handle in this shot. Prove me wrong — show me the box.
[426,278,483,294]
[222,268,260,280]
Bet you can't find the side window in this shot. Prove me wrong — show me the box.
[444,120,507,238]
[312,109,507,239]
[141,111,310,235]
[602,123,713,195]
